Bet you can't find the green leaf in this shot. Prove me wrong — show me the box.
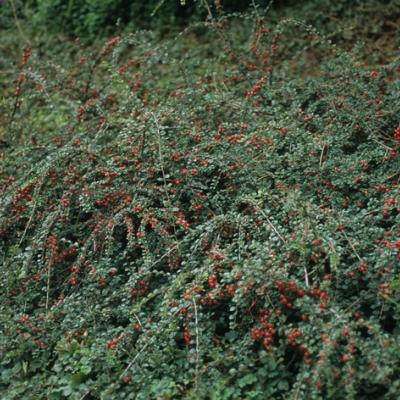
[238,374,258,388]
[278,381,289,390]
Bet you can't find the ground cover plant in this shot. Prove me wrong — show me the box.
[1,1,400,399]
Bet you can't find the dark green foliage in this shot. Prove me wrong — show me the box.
[13,0,204,37]
[6,0,399,41]
[1,2,400,399]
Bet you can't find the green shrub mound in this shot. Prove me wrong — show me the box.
[1,15,400,400]
[5,0,258,38]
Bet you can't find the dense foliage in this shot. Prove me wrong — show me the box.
[1,2,400,399]
[5,0,400,41]
[2,0,254,37]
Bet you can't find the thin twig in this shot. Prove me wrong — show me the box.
[343,298,361,314]
[79,391,91,400]
[119,307,181,380]
[251,0,260,19]
[134,313,143,330]
[9,0,31,45]
[150,112,172,205]
[341,230,362,262]
[319,143,327,167]
[264,0,275,14]
[265,291,276,312]
[251,201,287,244]
[201,0,214,22]
[293,383,301,400]
[303,265,310,287]
[119,340,151,379]
[18,200,37,247]
[192,298,200,391]
[45,255,53,317]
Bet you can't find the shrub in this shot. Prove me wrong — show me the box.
[1,8,400,400]
[10,0,204,38]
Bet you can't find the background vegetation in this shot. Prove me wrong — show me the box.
[1,1,400,399]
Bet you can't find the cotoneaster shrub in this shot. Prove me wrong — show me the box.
[1,10,400,400]
[6,0,250,38]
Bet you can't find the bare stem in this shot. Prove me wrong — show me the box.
[251,201,287,244]
[303,265,310,287]
[192,299,200,391]
[341,230,362,262]
[45,256,53,317]
[9,0,30,45]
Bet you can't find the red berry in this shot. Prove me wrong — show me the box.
[122,375,132,384]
